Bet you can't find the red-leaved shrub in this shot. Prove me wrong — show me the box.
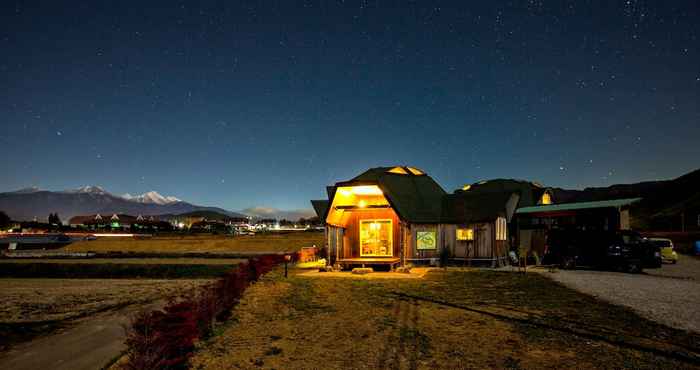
[122,253,293,370]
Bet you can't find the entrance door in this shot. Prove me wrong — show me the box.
[475,225,489,258]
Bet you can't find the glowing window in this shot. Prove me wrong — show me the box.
[406,167,424,175]
[387,166,409,175]
[540,193,552,205]
[496,217,507,241]
[456,228,474,241]
[359,219,393,256]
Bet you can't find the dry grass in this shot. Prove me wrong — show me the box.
[190,268,700,370]
[63,232,324,254]
[0,258,246,265]
[0,278,210,323]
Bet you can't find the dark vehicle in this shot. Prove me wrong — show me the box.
[543,229,656,273]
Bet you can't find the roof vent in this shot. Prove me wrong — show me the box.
[387,166,409,175]
[406,167,425,175]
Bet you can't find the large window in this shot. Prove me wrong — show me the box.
[456,228,474,241]
[359,219,392,257]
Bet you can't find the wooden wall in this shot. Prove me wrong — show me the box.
[406,224,442,260]
[449,222,510,261]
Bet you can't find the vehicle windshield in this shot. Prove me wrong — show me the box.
[652,240,671,248]
[621,233,643,245]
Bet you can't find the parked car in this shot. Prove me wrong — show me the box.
[543,229,652,273]
[648,237,678,264]
[619,230,662,269]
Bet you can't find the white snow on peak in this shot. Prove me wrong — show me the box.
[65,185,108,194]
[13,186,43,194]
[121,191,181,205]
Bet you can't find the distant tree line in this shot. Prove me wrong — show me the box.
[0,211,11,228]
[48,212,62,225]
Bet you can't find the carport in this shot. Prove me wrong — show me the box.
[514,198,642,257]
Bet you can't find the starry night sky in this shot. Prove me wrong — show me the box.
[2,1,699,212]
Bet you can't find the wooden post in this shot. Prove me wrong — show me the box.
[284,254,291,278]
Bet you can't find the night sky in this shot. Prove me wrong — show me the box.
[2,1,699,212]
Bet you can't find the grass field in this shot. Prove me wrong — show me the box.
[63,232,324,254]
[191,268,700,370]
[0,259,244,279]
[0,278,212,351]
[0,258,245,265]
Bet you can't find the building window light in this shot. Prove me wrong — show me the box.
[456,228,474,241]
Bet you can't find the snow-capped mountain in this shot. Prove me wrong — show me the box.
[0,186,245,222]
[63,185,108,194]
[121,191,181,205]
[12,186,43,194]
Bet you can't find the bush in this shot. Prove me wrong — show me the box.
[121,253,292,370]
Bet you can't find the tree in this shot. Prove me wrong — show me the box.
[0,211,11,228]
[48,213,62,225]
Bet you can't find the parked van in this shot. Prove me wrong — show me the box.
[543,229,659,273]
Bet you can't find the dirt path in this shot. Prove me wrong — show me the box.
[0,302,158,370]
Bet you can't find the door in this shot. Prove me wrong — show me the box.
[475,225,488,258]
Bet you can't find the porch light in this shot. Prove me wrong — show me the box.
[358,200,368,208]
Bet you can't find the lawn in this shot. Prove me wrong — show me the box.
[190,268,700,370]
[0,278,212,351]
[0,258,246,265]
[63,232,324,254]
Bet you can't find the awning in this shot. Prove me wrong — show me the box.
[516,198,642,214]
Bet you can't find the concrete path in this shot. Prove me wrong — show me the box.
[0,302,158,370]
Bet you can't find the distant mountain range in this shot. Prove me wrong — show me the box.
[0,186,248,222]
[3,168,698,228]
[551,168,700,229]
[241,206,316,221]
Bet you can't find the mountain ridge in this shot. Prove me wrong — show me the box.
[0,186,247,222]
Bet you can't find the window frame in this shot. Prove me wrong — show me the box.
[456,228,474,241]
[359,219,393,257]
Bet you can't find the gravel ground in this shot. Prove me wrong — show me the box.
[543,256,700,334]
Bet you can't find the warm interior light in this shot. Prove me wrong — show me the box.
[358,200,367,208]
[540,193,552,205]
[387,166,409,175]
[349,185,383,195]
[461,184,471,191]
[406,167,424,175]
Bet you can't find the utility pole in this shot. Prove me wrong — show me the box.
[681,212,685,232]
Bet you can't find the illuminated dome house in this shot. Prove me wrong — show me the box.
[311,167,559,269]
[312,166,447,270]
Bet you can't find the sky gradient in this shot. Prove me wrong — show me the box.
[2,1,699,212]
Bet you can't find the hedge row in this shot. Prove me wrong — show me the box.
[0,262,235,279]
[121,254,294,370]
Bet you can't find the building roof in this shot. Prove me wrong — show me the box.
[68,214,139,225]
[310,200,330,220]
[443,191,517,223]
[456,178,550,208]
[333,166,447,223]
[516,198,642,214]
